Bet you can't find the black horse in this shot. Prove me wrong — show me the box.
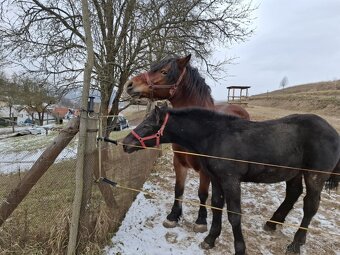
[122,106,340,255]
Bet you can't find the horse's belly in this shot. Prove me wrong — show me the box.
[242,166,299,183]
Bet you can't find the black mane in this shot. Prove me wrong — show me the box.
[151,56,214,104]
[168,107,241,121]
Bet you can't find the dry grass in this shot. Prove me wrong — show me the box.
[249,80,340,118]
[254,80,340,96]
[0,158,110,254]
[0,159,75,254]
[250,80,340,117]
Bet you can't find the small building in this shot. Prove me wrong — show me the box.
[227,86,251,103]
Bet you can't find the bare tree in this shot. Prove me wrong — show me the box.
[0,73,21,117]
[280,76,289,89]
[0,0,256,135]
[13,75,60,125]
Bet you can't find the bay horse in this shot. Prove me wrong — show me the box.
[122,106,340,254]
[125,54,250,232]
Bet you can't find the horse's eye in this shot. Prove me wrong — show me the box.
[160,70,168,75]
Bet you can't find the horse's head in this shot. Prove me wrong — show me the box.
[125,55,191,100]
[122,106,169,153]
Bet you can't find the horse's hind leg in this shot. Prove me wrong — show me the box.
[194,171,210,233]
[163,156,187,228]
[286,176,323,254]
[265,175,303,231]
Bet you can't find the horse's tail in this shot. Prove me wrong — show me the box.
[325,159,340,191]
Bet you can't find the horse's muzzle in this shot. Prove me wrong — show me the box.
[122,144,130,153]
[122,144,138,154]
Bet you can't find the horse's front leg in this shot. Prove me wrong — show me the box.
[200,180,224,249]
[224,178,246,255]
[163,155,188,228]
[194,170,210,233]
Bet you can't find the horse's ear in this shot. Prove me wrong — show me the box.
[154,105,168,124]
[159,101,168,109]
[177,54,191,69]
[154,106,162,124]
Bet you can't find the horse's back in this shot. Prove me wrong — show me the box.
[290,114,340,169]
[252,113,340,172]
[215,103,250,120]
[206,113,339,181]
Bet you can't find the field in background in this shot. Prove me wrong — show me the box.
[249,80,340,117]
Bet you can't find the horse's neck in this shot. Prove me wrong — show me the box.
[170,95,214,109]
[164,112,213,151]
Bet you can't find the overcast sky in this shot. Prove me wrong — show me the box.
[210,0,340,100]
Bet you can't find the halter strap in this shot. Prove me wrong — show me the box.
[131,113,170,148]
[143,68,186,99]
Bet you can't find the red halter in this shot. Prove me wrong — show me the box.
[131,113,170,148]
[143,68,186,99]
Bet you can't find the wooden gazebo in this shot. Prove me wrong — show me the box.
[227,86,251,103]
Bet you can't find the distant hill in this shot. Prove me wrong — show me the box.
[250,80,340,117]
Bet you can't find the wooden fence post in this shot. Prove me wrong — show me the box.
[78,115,98,244]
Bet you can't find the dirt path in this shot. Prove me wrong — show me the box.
[107,105,340,255]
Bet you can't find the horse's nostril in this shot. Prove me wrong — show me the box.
[126,82,134,94]
[126,80,133,89]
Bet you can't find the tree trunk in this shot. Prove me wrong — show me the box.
[67,0,95,253]
[0,117,80,226]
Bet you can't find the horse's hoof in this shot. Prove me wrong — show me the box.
[193,223,208,233]
[286,242,300,254]
[163,219,177,228]
[263,222,276,232]
[200,241,214,250]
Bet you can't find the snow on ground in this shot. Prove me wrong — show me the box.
[0,131,77,174]
[106,150,340,255]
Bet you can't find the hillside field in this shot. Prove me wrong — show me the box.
[249,80,340,117]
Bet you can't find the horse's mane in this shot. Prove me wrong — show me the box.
[168,107,241,121]
[151,56,214,105]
